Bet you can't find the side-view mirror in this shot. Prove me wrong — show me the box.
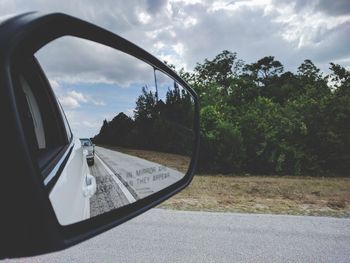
[0,12,199,259]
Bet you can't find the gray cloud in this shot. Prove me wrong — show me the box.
[274,0,350,17]
[297,21,350,64]
[175,5,286,67]
[146,0,167,14]
[35,36,156,87]
[317,0,350,16]
[169,1,350,72]
[1,0,349,79]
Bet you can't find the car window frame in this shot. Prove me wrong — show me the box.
[57,99,73,143]
[12,56,74,187]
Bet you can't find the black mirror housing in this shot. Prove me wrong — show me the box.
[0,12,199,259]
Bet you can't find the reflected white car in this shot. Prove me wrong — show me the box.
[80,138,95,166]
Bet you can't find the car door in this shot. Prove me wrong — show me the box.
[14,57,96,226]
[49,103,96,225]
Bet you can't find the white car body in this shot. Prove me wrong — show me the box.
[49,137,96,225]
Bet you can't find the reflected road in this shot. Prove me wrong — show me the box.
[89,156,130,217]
[94,146,184,198]
[89,146,184,216]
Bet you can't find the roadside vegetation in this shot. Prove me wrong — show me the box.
[185,51,350,176]
[93,50,350,177]
[98,145,190,173]
[159,175,350,217]
[100,146,350,217]
[93,51,350,217]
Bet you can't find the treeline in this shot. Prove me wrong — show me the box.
[93,83,194,156]
[178,51,350,176]
[93,50,350,176]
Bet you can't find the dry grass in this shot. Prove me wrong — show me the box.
[159,175,350,217]
[98,145,190,173]
[98,145,350,217]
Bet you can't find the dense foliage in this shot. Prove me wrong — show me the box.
[94,50,350,176]
[93,83,194,156]
[181,51,350,176]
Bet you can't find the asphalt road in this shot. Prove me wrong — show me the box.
[6,209,350,263]
[89,155,130,217]
[89,146,185,217]
[95,146,184,199]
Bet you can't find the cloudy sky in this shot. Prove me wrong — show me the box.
[1,0,349,71]
[1,0,349,137]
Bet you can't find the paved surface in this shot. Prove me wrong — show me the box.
[6,209,350,263]
[95,146,184,199]
[89,156,130,217]
[89,146,185,218]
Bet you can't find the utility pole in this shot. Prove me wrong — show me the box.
[153,67,159,102]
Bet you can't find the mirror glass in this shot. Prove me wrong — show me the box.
[31,36,195,225]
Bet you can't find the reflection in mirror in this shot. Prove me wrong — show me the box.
[34,37,195,225]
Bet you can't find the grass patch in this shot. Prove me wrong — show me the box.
[97,144,190,173]
[97,145,350,217]
[159,175,350,217]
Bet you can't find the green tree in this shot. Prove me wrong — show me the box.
[244,56,284,86]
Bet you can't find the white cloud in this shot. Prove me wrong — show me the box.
[208,0,270,13]
[59,96,81,109]
[49,79,61,93]
[68,91,89,103]
[64,110,111,138]
[91,100,106,106]
[81,120,100,128]
[272,2,350,49]
[35,36,155,87]
[1,0,348,79]
[125,108,135,118]
[173,42,185,56]
[154,41,165,49]
[183,16,197,28]
[138,11,151,24]
[57,90,105,109]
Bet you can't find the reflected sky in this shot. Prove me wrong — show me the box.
[35,36,173,138]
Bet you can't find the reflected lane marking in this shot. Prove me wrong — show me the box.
[95,154,136,203]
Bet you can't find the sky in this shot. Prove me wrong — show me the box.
[34,37,160,137]
[34,36,183,138]
[1,0,350,137]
